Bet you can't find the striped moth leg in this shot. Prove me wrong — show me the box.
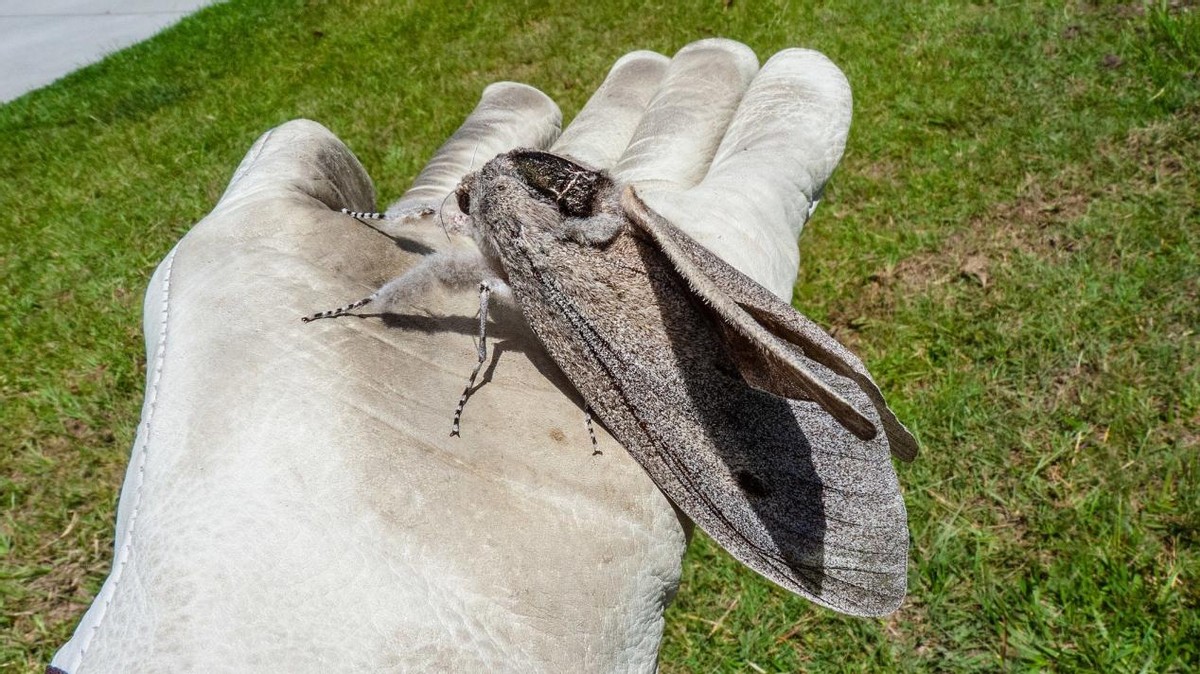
[451,281,495,437]
[446,281,600,449]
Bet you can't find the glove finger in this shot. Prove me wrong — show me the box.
[699,48,853,242]
[214,118,377,221]
[640,49,853,300]
[611,39,759,193]
[391,82,561,213]
[550,50,669,169]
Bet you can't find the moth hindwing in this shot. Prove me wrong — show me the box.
[458,148,915,616]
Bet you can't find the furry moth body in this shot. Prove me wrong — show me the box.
[312,149,917,617]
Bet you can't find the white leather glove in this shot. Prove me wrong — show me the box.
[49,39,851,673]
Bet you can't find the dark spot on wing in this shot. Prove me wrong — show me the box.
[736,470,770,498]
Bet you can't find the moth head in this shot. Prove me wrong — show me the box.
[505,150,611,218]
[463,150,624,256]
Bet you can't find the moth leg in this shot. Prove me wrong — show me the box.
[451,281,494,437]
[341,209,390,220]
[584,405,601,456]
[301,249,493,322]
[341,206,435,222]
[339,205,441,241]
[300,295,374,322]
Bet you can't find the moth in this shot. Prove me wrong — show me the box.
[306,149,918,617]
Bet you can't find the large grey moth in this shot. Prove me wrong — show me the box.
[306,148,917,617]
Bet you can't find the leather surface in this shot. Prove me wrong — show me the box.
[50,112,686,673]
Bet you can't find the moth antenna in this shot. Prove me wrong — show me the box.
[300,294,375,322]
[451,281,492,437]
[438,191,455,242]
[468,142,480,172]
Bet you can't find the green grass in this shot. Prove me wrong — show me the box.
[1,0,1197,671]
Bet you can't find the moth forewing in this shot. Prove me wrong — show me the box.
[620,187,919,462]
[464,150,910,616]
[619,188,877,439]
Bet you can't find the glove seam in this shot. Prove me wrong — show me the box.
[220,126,276,203]
[71,246,178,672]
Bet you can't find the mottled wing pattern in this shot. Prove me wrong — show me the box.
[473,152,910,615]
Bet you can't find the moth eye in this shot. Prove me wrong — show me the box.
[455,184,471,215]
[735,470,770,499]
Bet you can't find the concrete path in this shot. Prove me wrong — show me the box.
[0,0,220,103]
